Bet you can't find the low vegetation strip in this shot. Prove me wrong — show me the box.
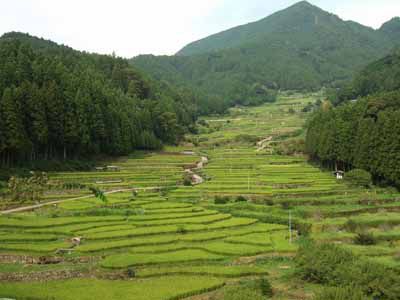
[101,249,226,268]
[0,276,226,300]
[136,265,269,278]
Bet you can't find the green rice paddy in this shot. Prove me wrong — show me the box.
[1,92,399,299]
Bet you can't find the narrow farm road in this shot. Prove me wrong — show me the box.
[0,187,161,215]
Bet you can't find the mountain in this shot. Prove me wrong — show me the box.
[177,1,387,56]
[379,17,400,41]
[0,32,198,166]
[332,48,400,105]
[132,1,400,103]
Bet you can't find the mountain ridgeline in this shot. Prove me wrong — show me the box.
[306,50,400,186]
[132,1,400,108]
[0,32,198,167]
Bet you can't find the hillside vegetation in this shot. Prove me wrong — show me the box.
[306,50,400,186]
[132,1,400,106]
[0,32,198,167]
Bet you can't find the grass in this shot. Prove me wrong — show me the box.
[136,265,269,278]
[101,249,226,268]
[0,276,225,300]
[1,92,398,300]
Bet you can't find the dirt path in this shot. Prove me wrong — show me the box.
[0,187,161,215]
[184,156,208,186]
[256,136,273,152]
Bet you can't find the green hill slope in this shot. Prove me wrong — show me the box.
[306,50,400,186]
[0,32,197,166]
[132,1,399,100]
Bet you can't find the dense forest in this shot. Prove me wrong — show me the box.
[132,54,278,114]
[132,1,400,100]
[0,32,199,167]
[306,50,400,186]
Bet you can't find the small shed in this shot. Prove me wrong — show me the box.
[334,170,345,180]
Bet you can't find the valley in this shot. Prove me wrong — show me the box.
[1,92,399,299]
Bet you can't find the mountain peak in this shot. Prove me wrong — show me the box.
[380,17,400,40]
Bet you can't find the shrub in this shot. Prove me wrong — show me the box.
[280,201,291,210]
[183,174,193,186]
[214,196,230,205]
[126,267,136,278]
[343,219,359,233]
[233,134,259,144]
[314,286,366,300]
[235,195,248,202]
[177,225,188,234]
[296,240,400,299]
[353,232,376,245]
[346,169,372,187]
[259,277,273,297]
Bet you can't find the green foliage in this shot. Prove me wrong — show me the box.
[346,169,372,187]
[0,32,197,167]
[306,89,400,187]
[176,225,188,234]
[214,196,231,205]
[353,232,377,246]
[296,240,400,299]
[334,49,400,105]
[259,277,273,297]
[233,134,259,145]
[275,138,305,155]
[314,286,368,300]
[89,186,108,205]
[183,173,193,186]
[7,172,48,202]
[126,267,136,278]
[235,195,248,202]
[133,2,399,104]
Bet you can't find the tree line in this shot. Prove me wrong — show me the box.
[305,50,400,187]
[0,32,198,167]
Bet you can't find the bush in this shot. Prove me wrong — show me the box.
[353,232,376,245]
[214,196,230,205]
[296,240,400,299]
[343,219,359,233]
[126,267,136,278]
[346,169,372,187]
[259,277,273,297]
[280,201,291,210]
[183,174,193,186]
[314,286,367,300]
[233,134,259,144]
[235,195,248,202]
[177,225,188,234]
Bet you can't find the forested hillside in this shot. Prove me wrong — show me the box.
[132,1,400,100]
[332,49,400,105]
[0,32,198,166]
[306,50,400,186]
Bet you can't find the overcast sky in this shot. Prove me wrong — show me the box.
[1,0,399,57]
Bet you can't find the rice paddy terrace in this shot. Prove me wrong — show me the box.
[1,92,400,299]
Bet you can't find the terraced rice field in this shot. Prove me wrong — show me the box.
[1,92,400,299]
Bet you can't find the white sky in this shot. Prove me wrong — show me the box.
[1,0,399,57]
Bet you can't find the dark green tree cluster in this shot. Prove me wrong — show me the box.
[132,54,278,115]
[306,50,400,187]
[296,240,400,300]
[306,91,400,186]
[333,49,400,105]
[0,32,197,166]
